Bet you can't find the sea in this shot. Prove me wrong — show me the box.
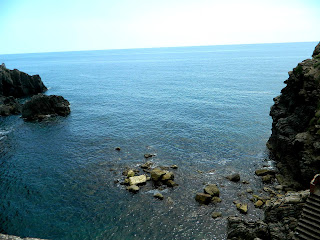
[0,42,317,240]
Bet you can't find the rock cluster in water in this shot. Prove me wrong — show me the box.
[0,63,70,120]
[267,42,320,188]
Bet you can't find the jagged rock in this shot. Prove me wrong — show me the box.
[22,94,70,121]
[153,193,164,200]
[195,193,212,204]
[267,42,320,188]
[0,63,47,98]
[128,175,147,186]
[126,185,140,193]
[0,96,21,116]
[236,203,248,214]
[161,171,174,181]
[204,184,220,197]
[226,173,240,182]
[254,200,264,208]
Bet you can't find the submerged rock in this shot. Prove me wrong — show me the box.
[212,212,222,219]
[126,185,140,193]
[22,94,70,121]
[195,193,212,204]
[153,193,164,200]
[226,173,240,182]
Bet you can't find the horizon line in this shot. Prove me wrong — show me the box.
[1,40,318,56]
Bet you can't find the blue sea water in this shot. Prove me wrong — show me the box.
[0,42,317,240]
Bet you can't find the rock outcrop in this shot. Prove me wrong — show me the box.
[267,42,320,188]
[0,96,21,116]
[227,190,309,240]
[22,94,71,121]
[0,63,47,98]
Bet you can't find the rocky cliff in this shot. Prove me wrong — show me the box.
[267,42,320,188]
[0,63,47,98]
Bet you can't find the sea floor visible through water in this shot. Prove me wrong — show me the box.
[0,42,317,240]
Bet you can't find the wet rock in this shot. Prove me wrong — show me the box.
[22,94,70,121]
[115,147,121,151]
[212,212,222,218]
[161,171,174,181]
[166,180,178,187]
[0,96,21,116]
[211,197,222,203]
[153,193,164,200]
[126,185,140,193]
[166,197,174,205]
[195,193,212,204]
[261,174,274,183]
[255,168,276,176]
[170,164,178,169]
[246,188,253,193]
[204,184,220,197]
[140,161,153,169]
[128,175,147,186]
[254,200,264,208]
[242,180,250,184]
[144,153,155,159]
[226,173,240,182]
[127,170,135,178]
[150,168,166,182]
[236,203,248,214]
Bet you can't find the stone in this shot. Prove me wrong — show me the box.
[115,147,121,151]
[195,193,212,204]
[166,180,178,187]
[254,200,264,208]
[170,164,178,169]
[204,184,220,197]
[140,161,153,169]
[144,153,154,158]
[128,175,147,186]
[226,173,240,182]
[261,174,274,183]
[150,168,166,182]
[153,193,164,200]
[161,171,174,181]
[127,170,135,178]
[211,197,222,203]
[255,168,276,176]
[236,203,248,214]
[212,212,222,218]
[246,188,253,193]
[126,185,140,193]
[22,94,70,121]
[0,96,22,116]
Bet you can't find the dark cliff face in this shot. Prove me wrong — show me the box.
[0,63,47,98]
[267,42,320,188]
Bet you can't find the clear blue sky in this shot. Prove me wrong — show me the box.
[0,0,319,54]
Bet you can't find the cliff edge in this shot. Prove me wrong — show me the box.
[267,42,320,188]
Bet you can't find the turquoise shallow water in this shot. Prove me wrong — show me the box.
[0,42,317,239]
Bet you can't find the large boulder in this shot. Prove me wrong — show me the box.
[22,94,70,121]
[0,63,47,98]
[267,42,320,188]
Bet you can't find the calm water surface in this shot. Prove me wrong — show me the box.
[0,42,317,239]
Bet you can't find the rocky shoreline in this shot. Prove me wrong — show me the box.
[0,63,70,120]
[227,42,320,240]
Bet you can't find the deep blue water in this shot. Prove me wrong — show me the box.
[0,42,317,240]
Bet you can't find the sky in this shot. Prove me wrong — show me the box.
[0,0,319,54]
